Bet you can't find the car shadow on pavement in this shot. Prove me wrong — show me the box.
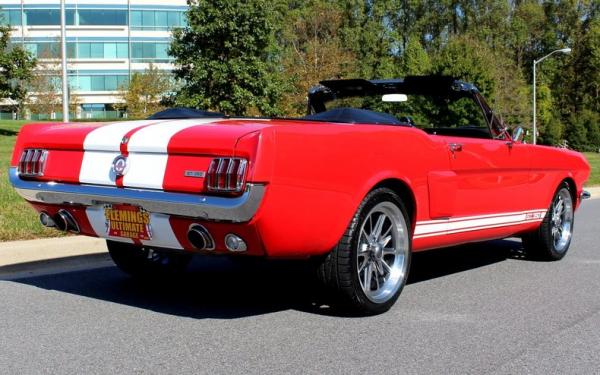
[6,238,528,319]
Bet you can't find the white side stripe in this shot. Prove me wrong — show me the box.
[414,210,547,239]
[416,209,548,225]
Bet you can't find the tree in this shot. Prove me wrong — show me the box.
[170,0,283,116]
[337,0,397,78]
[69,93,82,119]
[432,35,497,97]
[115,64,171,119]
[26,49,61,119]
[0,23,36,116]
[399,36,431,75]
[280,1,356,116]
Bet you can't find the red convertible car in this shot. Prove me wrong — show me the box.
[10,76,590,314]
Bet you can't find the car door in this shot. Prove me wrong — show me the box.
[442,135,531,218]
[435,93,532,219]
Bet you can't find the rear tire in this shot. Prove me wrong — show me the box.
[107,240,192,278]
[522,183,574,261]
[316,188,412,315]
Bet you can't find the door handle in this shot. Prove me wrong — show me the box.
[449,143,463,158]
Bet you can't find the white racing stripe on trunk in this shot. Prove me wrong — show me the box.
[83,120,164,151]
[141,213,182,250]
[79,151,121,185]
[79,120,164,184]
[123,118,222,189]
[126,118,220,153]
[122,152,168,190]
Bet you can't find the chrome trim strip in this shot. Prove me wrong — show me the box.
[581,190,591,200]
[8,167,265,223]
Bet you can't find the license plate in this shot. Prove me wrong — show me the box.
[104,204,152,240]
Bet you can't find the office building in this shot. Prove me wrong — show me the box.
[1,0,188,119]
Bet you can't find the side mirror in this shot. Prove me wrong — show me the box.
[512,126,524,143]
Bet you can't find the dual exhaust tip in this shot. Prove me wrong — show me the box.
[39,210,80,233]
[187,224,247,252]
[40,211,245,252]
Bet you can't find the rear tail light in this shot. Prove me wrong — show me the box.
[18,149,48,177]
[205,158,248,193]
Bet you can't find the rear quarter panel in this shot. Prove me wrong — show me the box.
[251,123,449,257]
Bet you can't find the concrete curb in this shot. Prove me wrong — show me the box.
[0,236,107,267]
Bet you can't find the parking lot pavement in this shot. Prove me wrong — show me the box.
[0,199,599,374]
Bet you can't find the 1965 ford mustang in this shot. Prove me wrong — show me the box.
[9,76,590,314]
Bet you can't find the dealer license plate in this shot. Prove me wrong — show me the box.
[104,204,152,240]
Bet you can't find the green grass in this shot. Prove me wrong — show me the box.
[583,152,600,187]
[0,120,65,241]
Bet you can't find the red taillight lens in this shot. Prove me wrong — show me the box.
[205,158,248,193]
[17,149,49,177]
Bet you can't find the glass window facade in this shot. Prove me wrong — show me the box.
[131,42,172,62]
[6,4,182,106]
[70,75,128,91]
[24,41,128,59]
[21,8,126,26]
[130,10,186,30]
[6,7,185,28]
[78,10,127,26]
[25,42,61,58]
[1,10,22,26]
[23,9,75,26]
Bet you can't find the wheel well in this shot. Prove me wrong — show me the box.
[373,179,416,228]
[562,177,577,203]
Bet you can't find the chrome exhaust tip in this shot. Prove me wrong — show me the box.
[39,212,56,228]
[581,190,591,200]
[187,224,215,251]
[55,209,80,233]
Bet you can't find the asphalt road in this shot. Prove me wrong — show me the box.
[1,200,599,374]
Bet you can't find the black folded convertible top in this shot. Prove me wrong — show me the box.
[308,75,479,114]
[148,107,225,120]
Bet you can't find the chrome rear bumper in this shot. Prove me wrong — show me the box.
[8,167,265,222]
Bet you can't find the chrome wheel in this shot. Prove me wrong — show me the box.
[356,201,409,304]
[551,189,573,253]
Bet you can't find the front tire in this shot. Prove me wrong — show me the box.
[316,188,412,315]
[107,240,192,278]
[522,183,574,261]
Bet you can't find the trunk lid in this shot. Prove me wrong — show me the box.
[14,118,272,192]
